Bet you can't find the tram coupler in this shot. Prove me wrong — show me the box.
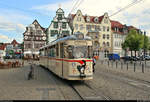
[80,74,86,78]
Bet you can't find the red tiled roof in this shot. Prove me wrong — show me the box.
[111,29,123,34]
[70,14,104,23]
[127,26,138,30]
[11,39,19,45]
[111,20,124,28]
[0,45,6,50]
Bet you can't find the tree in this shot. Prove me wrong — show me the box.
[122,40,128,56]
[122,29,144,57]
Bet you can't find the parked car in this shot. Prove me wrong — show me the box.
[145,55,150,60]
[108,53,120,61]
[139,55,146,61]
[122,56,131,61]
[131,56,138,61]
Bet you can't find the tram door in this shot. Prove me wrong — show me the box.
[60,43,64,77]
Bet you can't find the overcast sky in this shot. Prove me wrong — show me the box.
[0,0,150,43]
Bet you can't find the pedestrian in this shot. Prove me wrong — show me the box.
[92,56,96,73]
[28,64,34,80]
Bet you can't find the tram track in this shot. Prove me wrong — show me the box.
[66,80,111,100]
[39,65,111,100]
[96,70,150,95]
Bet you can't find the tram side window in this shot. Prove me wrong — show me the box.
[88,46,93,58]
[60,43,64,58]
[49,46,56,57]
[40,50,45,56]
[56,44,59,57]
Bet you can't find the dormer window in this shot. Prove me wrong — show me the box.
[86,16,90,22]
[58,14,62,20]
[94,17,99,23]
[104,17,108,23]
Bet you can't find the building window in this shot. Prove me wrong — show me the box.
[107,42,109,46]
[103,26,105,32]
[51,30,58,37]
[62,30,70,37]
[75,24,78,30]
[80,24,84,30]
[107,34,109,39]
[37,30,42,35]
[86,25,91,31]
[107,27,109,32]
[95,25,98,31]
[104,19,108,24]
[103,42,105,46]
[103,34,105,39]
[58,14,62,20]
[77,17,81,21]
[53,22,58,28]
[95,34,98,38]
[62,22,66,29]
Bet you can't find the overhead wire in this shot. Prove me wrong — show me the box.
[109,0,145,17]
[69,0,81,14]
[0,1,47,16]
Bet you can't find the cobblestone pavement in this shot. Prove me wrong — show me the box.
[0,59,150,100]
[97,60,150,82]
[92,60,150,100]
[0,63,65,100]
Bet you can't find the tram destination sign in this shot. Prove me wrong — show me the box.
[75,41,87,46]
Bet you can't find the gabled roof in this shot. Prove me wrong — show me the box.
[111,20,124,28]
[127,26,138,30]
[0,44,6,50]
[32,19,46,31]
[11,39,19,45]
[69,14,104,24]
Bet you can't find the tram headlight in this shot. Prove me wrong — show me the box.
[67,46,73,52]
[80,67,84,73]
[77,33,84,40]
[72,62,76,67]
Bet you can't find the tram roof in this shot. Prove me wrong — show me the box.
[39,34,91,50]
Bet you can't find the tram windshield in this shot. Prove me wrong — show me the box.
[66,45,92,59]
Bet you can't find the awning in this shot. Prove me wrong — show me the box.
[24,51,32,54]
[24,51,39,54]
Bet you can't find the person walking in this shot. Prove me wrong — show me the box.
[92,57,96,73]
[28,64,34,80]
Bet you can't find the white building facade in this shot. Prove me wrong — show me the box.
[47,8,72,43]
[111,20,128,57]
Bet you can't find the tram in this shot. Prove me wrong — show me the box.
[39,32,93,80]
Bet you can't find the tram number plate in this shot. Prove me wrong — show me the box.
[75,41,87,45]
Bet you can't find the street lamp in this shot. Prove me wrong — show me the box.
[144,31,146,65]
[144,31,146,58]
[29,24,35,65]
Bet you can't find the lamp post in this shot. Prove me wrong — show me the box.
[144,31,146,65]
[144,31,146,58]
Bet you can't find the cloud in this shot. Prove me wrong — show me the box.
[31,0,74,16]
[32,0,150,37]
[0,34,13,43]
[0,16,26,33]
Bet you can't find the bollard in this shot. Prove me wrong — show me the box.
[112,61,113,68]
[142,63,144,73]
[108,61,109,67]
[134,63,136,72]
[116,61,118,68]
[127,63,128,70]
[121,62,123,69]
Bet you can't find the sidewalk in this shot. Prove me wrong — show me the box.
[96,60,150,82]
[0,65,65,100]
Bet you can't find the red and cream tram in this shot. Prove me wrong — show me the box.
[39,32,93,80]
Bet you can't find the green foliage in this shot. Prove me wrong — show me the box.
[122,29,150,55]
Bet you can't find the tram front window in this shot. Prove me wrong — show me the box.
[67,46,92,59]
[73,46,88,58]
